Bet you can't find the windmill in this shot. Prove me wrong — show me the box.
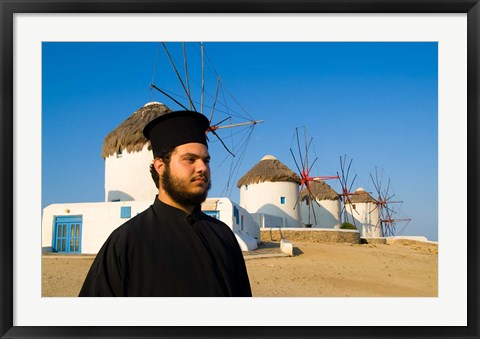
[149,42,264,197]
[289,127,339,227]
[336,155,361,229]
[370,167,411,237]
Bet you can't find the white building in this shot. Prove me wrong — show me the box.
[346,188,382,237]
[42,102,260,254]
[42,198,259,254]
[299,180,341,229]
[237,155,301,227]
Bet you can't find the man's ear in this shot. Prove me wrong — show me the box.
[153,158,165,175]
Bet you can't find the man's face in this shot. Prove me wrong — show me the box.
[160,143,211,207]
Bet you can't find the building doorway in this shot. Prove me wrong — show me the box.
[53,216,82,253]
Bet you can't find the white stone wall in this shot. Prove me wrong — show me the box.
[239,181,300,227]
[42,201,151,254]
[206,198,260,249]
[300,199,341,229]
[104,144,157,202]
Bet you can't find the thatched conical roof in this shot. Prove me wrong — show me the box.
[300,180,340,201]
[237,155,301,188]
[102,102,172,159]
[347,188,378,204]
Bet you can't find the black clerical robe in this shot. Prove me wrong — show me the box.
[78,198,252,297]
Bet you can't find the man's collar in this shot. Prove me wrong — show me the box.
[153,196,203,222]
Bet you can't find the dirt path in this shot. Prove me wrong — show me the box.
[42,241,437,297]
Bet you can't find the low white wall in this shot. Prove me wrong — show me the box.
[234,231,258,251]
[42,201,151,254]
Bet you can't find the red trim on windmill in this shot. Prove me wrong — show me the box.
[370,167,411,236]
[290,127,339,226]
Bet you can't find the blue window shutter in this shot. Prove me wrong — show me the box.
[121,206,131,218]
[234,206,239,224]
[280,197,286,204]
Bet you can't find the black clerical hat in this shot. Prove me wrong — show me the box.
[143,110,210,157]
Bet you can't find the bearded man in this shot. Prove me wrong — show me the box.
[79,111,252,297]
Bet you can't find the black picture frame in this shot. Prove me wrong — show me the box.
[1,1,478,338]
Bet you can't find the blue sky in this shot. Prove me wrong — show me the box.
[42,42,438,241]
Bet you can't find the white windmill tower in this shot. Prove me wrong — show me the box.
[299,180,341,229]
[237,155,301,227]
[102,102,172,202]
[346,187,382,237]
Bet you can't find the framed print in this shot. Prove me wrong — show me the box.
[1,1,479,338]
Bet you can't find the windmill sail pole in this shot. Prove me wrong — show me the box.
[150,84,189,111]
[209,76,221,123]
[183,43,192,110]
[161,42,197,111]
[212,120,264,130]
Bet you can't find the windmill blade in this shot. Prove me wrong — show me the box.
[339,156,360,215]
[307,183,323,211]
[292,190,301,212]
[383,178,392,203]
[368,203,380,215]
[345,203,358,228]
[295,127,306,173]
[209,129,235,157]
[385,193,397,202]
[150,84,189,110]
[290,148,304,177]
[200,42,205,113]
[182,42,192,110]
[305,185,319,226]
[370,172,382,197]
[305,136,314,170]
[209,76,221,123]
[153,42,263,200]
[339,156,346,180]
[300,191,317,227]
[212,116,231,127]
[308,156,318,174]
[345,158,353,185]
[345,195,360,215]
[161,42,197,112]
[375,167,383,192]
[384,204,398,216]
[347,173,357,195]
[303,128,310,170]
[396,218,412,236]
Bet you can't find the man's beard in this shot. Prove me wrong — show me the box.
[161,165,211,207]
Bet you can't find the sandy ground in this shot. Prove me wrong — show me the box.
[42,241,438,297]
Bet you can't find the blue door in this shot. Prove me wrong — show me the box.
[53,216,82,254]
